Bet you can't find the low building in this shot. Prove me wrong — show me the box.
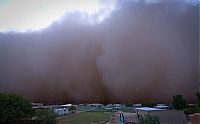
[105,107,113,110]
[135,107,188,124]
[32,103,72,116]
[32,103,44,109]
[106,104,113,108]
[89,103,104,107]
[113,104,122,109]
[133,104,142,107]
[135,107,164,117]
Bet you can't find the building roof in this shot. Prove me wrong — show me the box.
[61,104,72,107]
[135,107,164,111]
[154,105,169,109]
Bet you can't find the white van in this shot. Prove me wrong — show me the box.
[54,108,69,116]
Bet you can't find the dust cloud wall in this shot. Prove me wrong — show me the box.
[0,0,199,103]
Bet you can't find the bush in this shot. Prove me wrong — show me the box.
[68,105,76,113]
[125,103,133,107]
[196,92,200,107]
[0,93,33,124]
[172,94,187,110]
[34,109,56,124]
[183,105,200,115]
[138,114,160,124]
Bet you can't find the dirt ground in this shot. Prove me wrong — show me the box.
[111,112,138,124]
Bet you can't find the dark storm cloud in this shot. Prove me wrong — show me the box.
[0,0,199,103]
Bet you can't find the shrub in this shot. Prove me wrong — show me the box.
[172,94,187,110]
[125,103,133,107]
[0,93,33,123]
[138,114,160,124]
[34,109,56,124]
[68,105,76,113]
[183,105,200,115]
[196,92,200,107]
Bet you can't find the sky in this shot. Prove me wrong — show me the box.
[0,0,116,31]
[0,0,199,31]
[0,0,199,103]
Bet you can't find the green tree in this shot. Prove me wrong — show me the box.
[172,94,187,110]
[196,92,200,107]
[125,103,133,107]
[0,93,33,123]
[183,105,200,115]
[68,105,76,113]
[138,114,160,124]
[34,109,56,124]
